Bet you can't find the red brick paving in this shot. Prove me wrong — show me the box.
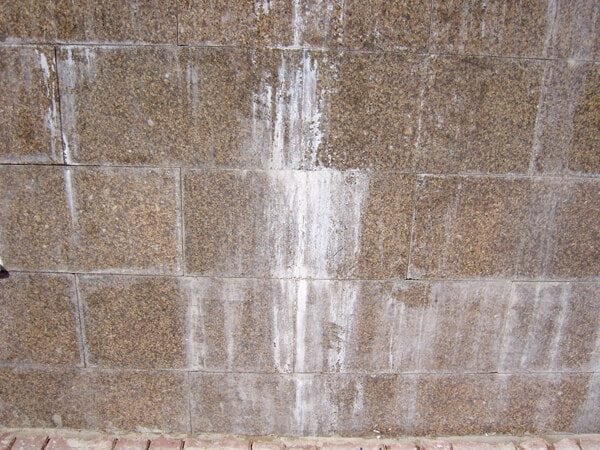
[0,430,599,450]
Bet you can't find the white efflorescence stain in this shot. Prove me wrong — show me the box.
[36,50,61,162]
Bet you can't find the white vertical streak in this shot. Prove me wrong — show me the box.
[295,279,309,372]
[63,168,77,227]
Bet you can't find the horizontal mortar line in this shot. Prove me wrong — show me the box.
[7,269,600,284]
[1,162,598,182]
[1,40,599,64]
[0,362,596,377]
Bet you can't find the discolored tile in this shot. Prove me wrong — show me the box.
[0,46,61,164]
[78,275,186,369]
[185,277,294,372]
[69,167,181,274]
[532,62,600,175]
[190,373,296,435]
[0,273,80,365]
[498,282,600,372]
[0,367,93,429]
[319,52,424,171]
[0,165,72,271]
[430,0,551,58]
[296,280,511,373]
[184,170,414,278]
[178,0,292,46]
[549,0,600,60]
[416,56,543,174]
[296,0,431,51]
[0,0,177,43]
[409,176,599,280]
[91,370,188,432]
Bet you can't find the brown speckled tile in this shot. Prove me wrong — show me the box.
[0,165,72,271]
[430,0,551,58]
[69,167,180,274]
[0,46,61,164]
[409,176,599,280]
[533,62,600,176]
[319,52,424,171]
[178,0,292,46]
[297,280,511,373]
[499,282,600,372]
[184,170,413,278]
[415,56,543,174]
[78,275,186,369]
[0,0,177,43]
[0,367,92,429]
[544,179,600,279]
[0,273,80,365]
[190,373,296,435]
[91,370,188,432]
[185,277,294,372]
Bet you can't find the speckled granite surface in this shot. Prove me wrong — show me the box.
[0,0,599,438]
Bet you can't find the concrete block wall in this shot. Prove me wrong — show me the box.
[0,0,599,437]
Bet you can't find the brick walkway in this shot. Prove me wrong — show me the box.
[1,430,599,450]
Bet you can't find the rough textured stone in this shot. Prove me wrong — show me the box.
[113,439,148,450]
[90,370,188,433]
[252,442,286,450]
[0,166,72,271]
[296,280,511,373]
[46,435,115,450]
[579,436,600,450]
[532,62,600,175]
[184,170,414,278]
[185,277,294,372]
[11,436,48,450]
[0,367,92,429]
[0,46,61,164]
[552,439,580,450]
[148,438,181,450]
[499,282,600,372]
[416,56,543,174]
[0,0,177,43]
[409,176,600,280]
[518,439,549,450]
[430,1,550,57]
[78,275,186,369]
[68,167,181,274]
[318,52,423,171]
[452,443,515,450]
[190,373,296,435]
[0,273,80,365]
[0,433,14,450]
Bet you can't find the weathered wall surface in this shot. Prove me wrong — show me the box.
[0,0,599,437]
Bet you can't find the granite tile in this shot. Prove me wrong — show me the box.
[550,0,600,60]
[296,280,511,373]
[0,367,92,429]
[91,370,188,432]
[416,56,543,174]
[545,179,600,279]
[318,52,424,171]
[78,275,186,369]
[498,373,593,434]
[0,273,80,365]
[184,170,413,278]
[297,0,431,51]
[190,373,296,435]
[0,46,61,164]
[499,282,600,372]
[409,176,599,280]
[178,0,292,46]
[532,62,600,175]
[185,277,294,372]
[0,165,72,271]
[0,0,177,43]
[430,0,551,58]
[69,167,180,274]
